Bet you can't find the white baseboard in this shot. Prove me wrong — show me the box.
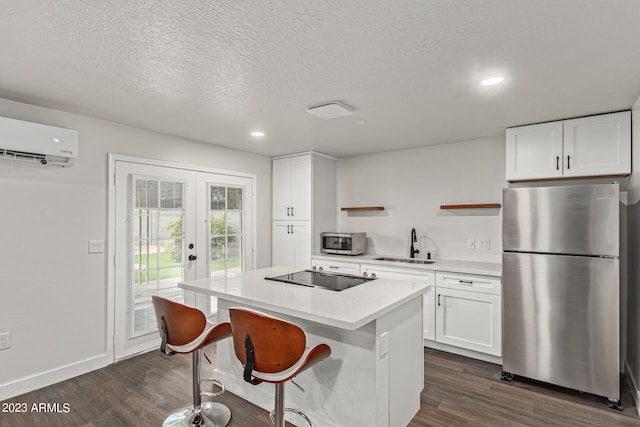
[0,354,108,402]
[424,340,503,365]
[624,360,640,416]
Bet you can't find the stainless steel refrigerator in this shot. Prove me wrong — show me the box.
[502,183,620,403]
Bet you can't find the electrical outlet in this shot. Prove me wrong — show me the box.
[88,240,104,254]
[0,332,11,350]
[478,239,490,250]
[467,238,476,249]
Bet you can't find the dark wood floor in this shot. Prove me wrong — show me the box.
[1,347,639,426]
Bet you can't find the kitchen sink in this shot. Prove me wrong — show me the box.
[373,257,435,264]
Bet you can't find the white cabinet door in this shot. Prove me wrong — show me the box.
[506,121,563,181]
[290,222,312,269]
[291,155,312,220]
[563,111,631,177]
[423,286,436,341]
[272,222,312,269]
[272,158,292,221]
[361,264,436,341]
[272,222,294,266]
[435,287,501,356]
[272,155,312,220]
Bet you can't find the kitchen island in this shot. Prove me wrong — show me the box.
[179,266,429,427]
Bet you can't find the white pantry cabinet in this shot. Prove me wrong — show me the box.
[435,271,502,357]
[506,111,631,181]
[361,264,436,341]
[272,152,336,269]
[272,222,311,269]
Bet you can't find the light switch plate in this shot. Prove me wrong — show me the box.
[0,332,11,350]
[379,332,389,357]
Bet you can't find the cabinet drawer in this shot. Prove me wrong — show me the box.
[311,259,361,275]
[436,271,501,296]
[360,264,435,283]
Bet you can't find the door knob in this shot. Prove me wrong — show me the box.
[188,255,197,261]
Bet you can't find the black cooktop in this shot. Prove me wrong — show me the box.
[265,269,375,292]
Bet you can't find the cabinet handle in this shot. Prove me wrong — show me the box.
[287,225,290,234]
[459,280,473,285]
[291,224,294,234]
[329,266,339,269]
[437,294,441,307]
[567,155,571,170]
[291,206,295,216]
[287,207,290,216]
[556,156,559,170]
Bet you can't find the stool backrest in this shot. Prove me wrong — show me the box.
[229,308,306,373]
[152,295,206,346]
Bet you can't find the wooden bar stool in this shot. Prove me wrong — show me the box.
[152,295,233,427]
[228,307,332,427]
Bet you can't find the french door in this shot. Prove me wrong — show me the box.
[112,159,254,361]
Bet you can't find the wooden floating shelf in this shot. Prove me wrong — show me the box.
[341,206,385,211]
[440,203,501,210]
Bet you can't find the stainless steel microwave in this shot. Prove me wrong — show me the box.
[321,232,367,255]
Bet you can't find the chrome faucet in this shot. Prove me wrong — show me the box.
[410,228,419,258]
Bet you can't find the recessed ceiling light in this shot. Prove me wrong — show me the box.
[480,76,505,86]
[251,131,265,137]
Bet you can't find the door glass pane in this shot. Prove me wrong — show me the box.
[208,185,246,309]
[132,177,185,337]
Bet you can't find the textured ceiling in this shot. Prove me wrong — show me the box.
[1,1,640,157]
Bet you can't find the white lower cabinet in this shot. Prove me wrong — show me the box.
[361,264,436,341]
[310,257,503,359]
[311,259,361,275]
[435,271,502,357]
[272,222,311,269]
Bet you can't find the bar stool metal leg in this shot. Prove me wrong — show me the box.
[269,383,312,427]
[163,349,232,427]
[274,383,285,427]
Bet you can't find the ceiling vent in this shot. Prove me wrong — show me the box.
[306,101,354,120]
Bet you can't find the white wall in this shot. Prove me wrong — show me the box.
[336,137,505,262]
[0,98,272,400]
[626,95,640,409]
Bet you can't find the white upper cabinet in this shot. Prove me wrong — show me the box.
[506,121,563,181]
[563,111,631,177]
[273,155,312,220]
[506,111,631,182]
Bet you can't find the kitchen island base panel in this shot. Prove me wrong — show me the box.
[214,297,423,427]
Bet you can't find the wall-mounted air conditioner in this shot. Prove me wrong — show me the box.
[0,116,78,167]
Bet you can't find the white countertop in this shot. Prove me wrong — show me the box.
[312,253,502,276]
[179,266,429,330]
